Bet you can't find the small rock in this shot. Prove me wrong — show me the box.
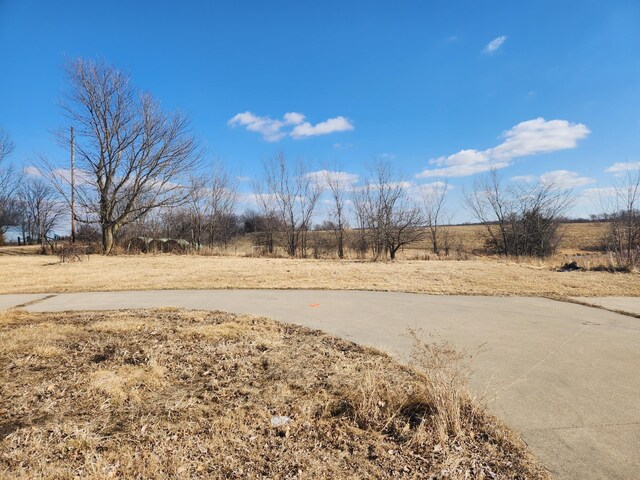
[270,416,291,427]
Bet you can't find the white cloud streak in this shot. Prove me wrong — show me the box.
[306,170,359,188]
[483,35,507,54]
[605,161,640,173]
[417,118,590,178]
[290,116,354,139]
[539,170,595,189]
[228,111,353,141]
[511,175,536,183]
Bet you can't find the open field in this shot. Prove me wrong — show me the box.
[0,308,547,479]
[0,252,638,297]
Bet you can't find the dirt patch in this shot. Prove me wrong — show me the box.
[0,309,548,479]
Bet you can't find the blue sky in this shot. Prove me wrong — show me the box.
[1,0,639,221]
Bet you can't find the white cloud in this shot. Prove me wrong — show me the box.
[539,170,595,188]
[306,170,359,190]
[511,175,536,183]
[228,111,353,141]
[417,181,453,196]
[605,161,640,173]
[283,112,305,124]
[227,111,288,142]
[417,118,590,178]
[483,35,507,54]
[23,165,43,176]
[581,186,618,198]
[333,142,353,150]
[290,116,354,139]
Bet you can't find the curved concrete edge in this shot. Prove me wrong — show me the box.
[0,293,52,310]
[570,296,640,317]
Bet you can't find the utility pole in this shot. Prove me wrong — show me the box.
[70,126,76,244]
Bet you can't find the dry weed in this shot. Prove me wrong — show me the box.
[0,309,548,479]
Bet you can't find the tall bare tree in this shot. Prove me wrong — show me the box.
[602,169,640,269]
[466,170,572,257]
[187,175,209,247]
[18,177,64,253]
[207,160,238,248]
[359,161,425,260]
[322,167,351,259]
[47,58,200,254]
[420,181,449,255]
[0,130,19,242]
[250,180,279,254]
[350,181,371,258]
[262,154,322,257]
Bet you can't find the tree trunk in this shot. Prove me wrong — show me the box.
[102,225,115,255]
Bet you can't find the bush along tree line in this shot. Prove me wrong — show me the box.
[0,57,638,267]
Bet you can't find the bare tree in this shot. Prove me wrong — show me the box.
[207,161,238,249]
[322,167,351,259]
[0,130,19,242]
[465,170,514,256]
[420,181,449,255]
[0,130,14,163]
[350,181,371,258]
[187,175,208,247]
[262,154,322,257]
[46,58,200,254]
[359,161,425,260]
[466,170,572,257]
[602,169,640,269]
[250,180,279,254]
[18,177,64,253]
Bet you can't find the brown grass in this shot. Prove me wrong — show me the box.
[0,309,548,479]
[0,252,638,296]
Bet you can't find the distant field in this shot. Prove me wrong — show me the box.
[205,221,610,257]
[0,308,547,479]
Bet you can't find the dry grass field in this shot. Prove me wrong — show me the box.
[0,252,638,297]
[0,308,547,479]
[0,221,633,297]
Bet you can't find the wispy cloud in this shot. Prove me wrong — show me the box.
[539,170,595,189]
[306,170,359,190]
[416,118,590,178]
[511,171,594,189]
[290,116,354,139]
[605,161,640,173]
[23,165,43,176]
[511,175,536,183]
[483,35,507,54]
[228,111,353,141]
[227,111,303,142]
[417,181,453,196]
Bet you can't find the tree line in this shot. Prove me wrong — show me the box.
[0,58,638,268]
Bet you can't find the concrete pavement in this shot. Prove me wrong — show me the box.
[2,290,640,479]
[0,293,50,310]
[571,296,640,316]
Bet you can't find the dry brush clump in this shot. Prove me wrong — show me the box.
[0,309,547,479]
